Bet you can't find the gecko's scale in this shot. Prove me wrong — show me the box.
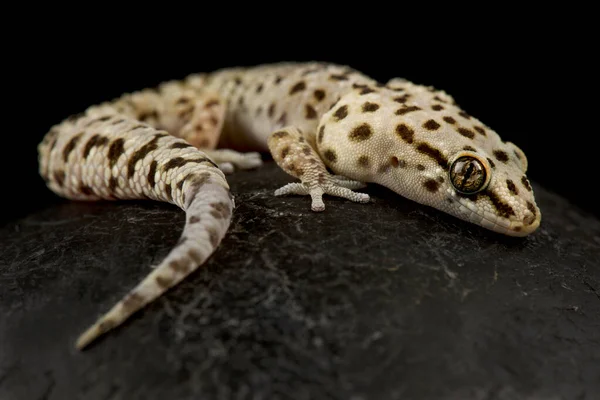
[37,62,541,349]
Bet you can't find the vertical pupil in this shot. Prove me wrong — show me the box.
[460,162,474,190]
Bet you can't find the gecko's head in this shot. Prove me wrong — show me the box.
[434,145,541,237]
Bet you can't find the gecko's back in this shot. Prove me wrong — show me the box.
[201,62,379,151]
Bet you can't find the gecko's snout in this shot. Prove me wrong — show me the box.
[506,203,542,236]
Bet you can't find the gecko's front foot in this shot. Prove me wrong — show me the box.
[274,173,369,212]
[267,127,370,212]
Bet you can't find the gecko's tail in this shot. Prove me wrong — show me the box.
[75,180,234,350]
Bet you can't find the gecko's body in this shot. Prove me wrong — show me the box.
[37,62,541,349]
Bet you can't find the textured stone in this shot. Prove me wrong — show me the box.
[1,161,599,399]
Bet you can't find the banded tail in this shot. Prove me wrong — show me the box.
[37,111,234,350]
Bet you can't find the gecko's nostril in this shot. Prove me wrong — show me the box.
[523,213,536,226]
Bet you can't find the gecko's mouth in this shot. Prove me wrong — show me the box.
[452,196,541,237]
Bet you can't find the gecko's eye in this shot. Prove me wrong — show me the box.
[449,156,488,194]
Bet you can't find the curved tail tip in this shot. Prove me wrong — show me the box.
[75,320,113,350]
[75,327,97,350]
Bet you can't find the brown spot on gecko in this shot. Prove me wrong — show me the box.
[272,131,288,139]
[169,259,189,274]
[205,99,220,108]
[423,119,441,131]
[396,124,414,144]
[138,111,158,122]
[155,275,173,289]
[280,146,290,159]
[148,160,158,187]
[164,183,173,201]
[109,176,118,192]
[111,119,126,125]
[290,81,306,94]
[463,146,477,152]
[507,179,518,195]
[305,104,317,119]
[362,102,380,113]
[437,176,445,183]
[359,87,375,95]
[207,227,220,248]
[170,142,194,149]
[443,116,456,124]
[79,185,94,196]
[62,133,83,162]
[416,143,448,168]
[494,150,509,163]
[484,190,516,218]
[458,111,471,119]
[97,319,116,334]
[122,293,144,312]
[526,201,537,216]
[83,134,109,158]
[318,173,326,184]
[393,95,410,104]
[323,149,337,163]
[108,138,125,168]
[349,123,373,142]
[434,96,447,104]
[390,156,406,168]
[164,156,218,172]
[333,105,348,121]
[457,127,475,139]
[314,89,326,101]
[189,215,201,224]
[417,164,425,171]
[178,108,194,120]
[188,249,204,264]
[487,158,496,169]
[474,126,486,136]
[357,155,370,167]
[318,126,325,143]
[395,105,421,115]
[423,179,440,192]
[302,146,311,156]
[274,76,282,85]
[277,112,288,126]
[209,202,231,219]
[54,170,65,186]
[522,176,532,192]
[127,135,163,178]
[432,104,444,111]
[264,103,275,119]
[329,74,348,81]
[256,83,263,94]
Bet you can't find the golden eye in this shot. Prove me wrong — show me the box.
[449,156,488,194]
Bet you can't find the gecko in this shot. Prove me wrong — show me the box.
[37,62,541,350]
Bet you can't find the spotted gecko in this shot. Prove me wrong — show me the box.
[37,62,541,350]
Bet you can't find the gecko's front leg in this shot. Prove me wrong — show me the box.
[267,127,370,211]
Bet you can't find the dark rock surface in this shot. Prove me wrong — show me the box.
[1,161,599,400]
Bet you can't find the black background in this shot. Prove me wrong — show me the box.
[5,16,597,224]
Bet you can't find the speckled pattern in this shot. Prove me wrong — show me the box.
[37,62,542,349]
[1,162,599,399]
